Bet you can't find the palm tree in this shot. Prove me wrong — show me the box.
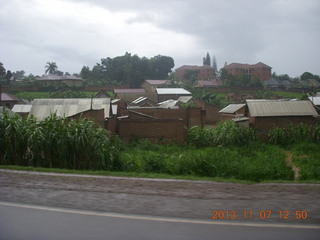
[45,62,58,74]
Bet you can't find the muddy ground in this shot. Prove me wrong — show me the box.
[0,169,319,225]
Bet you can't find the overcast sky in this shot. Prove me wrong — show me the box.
[1,0,319,78]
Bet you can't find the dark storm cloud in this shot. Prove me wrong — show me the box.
[1,0,320,76]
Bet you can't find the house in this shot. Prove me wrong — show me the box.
[107,101,205,144]
[142,80,169,92]
[263,78,293,90]
[223,62,272,82]
[28,98,111,128]
[156,88,192,102]
[175,65,216,82]
[246,100,318,136]
[0,93,21,109]
[194,80,222,88]
[219,104,247,121]
[113,88,158,102]
[35,74,84,87]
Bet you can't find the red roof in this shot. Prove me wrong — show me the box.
[0,93,19,101]
[114,89,146,93]
[176,65,214,71]
[224,62,271,69]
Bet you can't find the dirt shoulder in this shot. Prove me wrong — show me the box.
[0,169,319,225]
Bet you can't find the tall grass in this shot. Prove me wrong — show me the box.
[120,141,293,182]
[0,112,122,170]
[268,124,320,146]
[187,121,256,147]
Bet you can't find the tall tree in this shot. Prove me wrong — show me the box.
[45,62,58,74]
[203,52,211,66]
[212,56,217,72]
[0,62,6,78]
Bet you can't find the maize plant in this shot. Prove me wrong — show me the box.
[0,112,122,170]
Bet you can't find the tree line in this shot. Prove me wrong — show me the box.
[80,52,174,87]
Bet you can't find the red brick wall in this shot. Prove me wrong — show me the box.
[253,116,316,138]
[69,109,105,128]
[118,119,187,144]
[120,107,204,128]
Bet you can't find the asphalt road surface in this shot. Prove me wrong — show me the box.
[1,202,319,240]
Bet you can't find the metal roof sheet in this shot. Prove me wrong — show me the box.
[156,88,191,95]
[29,98,111,121]
[12,104,32,113]
[247,100,318,117]
[219,104,246,114]
[309,96,320,106]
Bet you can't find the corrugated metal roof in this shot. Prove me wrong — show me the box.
[177,96,193,103]
[247,100,318,117]
[158,99,179,109]
[309,96,320,106]
[29,98,111,121]
[0,93,19,101]
[219,104,246,114]
[12,104,32,113]
[156,88,191,95]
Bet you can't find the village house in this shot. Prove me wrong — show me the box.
[223,62,272,82]
[156,88,192,102]
[246,100,318,136]
[106,101,205,144]
[175,65,216,82]
[142,80,169,93]
[35,74,84,87]
[28,98,111,128]
[113,88,158,103]
[219,104,247,121]
[0,93,27,109]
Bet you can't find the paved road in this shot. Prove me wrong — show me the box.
[1,202,319,240]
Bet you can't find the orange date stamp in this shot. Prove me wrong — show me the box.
[211,210,309,220]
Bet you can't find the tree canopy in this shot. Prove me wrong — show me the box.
[81,53,174,87]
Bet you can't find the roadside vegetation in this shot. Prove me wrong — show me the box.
[1,113,319,182]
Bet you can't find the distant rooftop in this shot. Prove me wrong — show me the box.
[223,62,271,69]
[156,88,191,95]
[114,89,146,93]
[0,93,19,101]
[36,74,84,81]
[145,80,168,85]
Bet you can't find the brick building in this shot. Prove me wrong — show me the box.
[223,62,272,82]
[175,65,216,82]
